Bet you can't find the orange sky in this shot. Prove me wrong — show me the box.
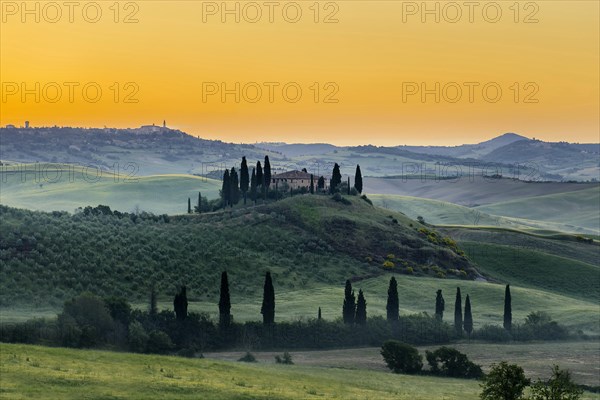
[1,1,598,146]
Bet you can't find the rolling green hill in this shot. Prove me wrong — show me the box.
[0,165,221,214]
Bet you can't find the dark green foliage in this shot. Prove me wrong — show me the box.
[196,192,202,214]
[504,284,512,331]
[238,352,257,362]
[331,192,351,205]
[250,168,257,203]
[317,176,325,190]
[256,161,263,188]
[104,296,131,326]
[275,352,294,364]
[310,174,315,194]
[263,156,272,190]
[221,169,230,206]
[522,311,569,340]
[347,177,351,195]
[230,167,240,205]
[342,280,356,324]
[219,271,231,328]
[128,320,149,352]
[330,163,342,193]
[386,277,399,322]
[261,272,275,325]
[240,157,249,204]
[173,286,188,321]
[147,330,174,354]
[454,287,463,336]
[474,324,513,342]
[354,164,363,193]
[149,285,158,316]
[355,289,367,325]
[464,294,473,337]
[529,365,583,400]
[318,307,322,320]
[381,340,423,374]
[425,346,483,379]
[360,194,372,205]
[187,198,191,214]
[435,289,445,321]
[480,362,530,400]
[60,293,115,347]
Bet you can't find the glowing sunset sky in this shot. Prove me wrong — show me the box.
[1,1,598,145]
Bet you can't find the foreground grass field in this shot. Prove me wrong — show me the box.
[2,343,598,400]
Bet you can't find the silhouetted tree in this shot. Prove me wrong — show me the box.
[240,157,249,204]
[263,156,271,195]
[464,294,473,338]
[347,177,351,195]
[354,164,363,193]
[504,284,512,331]
[330,163,342,193]
[454,287,462,336]
[310,174,314,194]
[250,168,257,203]
[318,307,322,320]
[318,176,325,191]
[196,191,202,213]
[480,362,530,400]
[261,272,275,325]
[230,167,239,206]
[386,277,399,322]
[342,280,356,324]
[256,161,263,189]
[219,271,231,328]
[173,286,188,321]
[355,289,367,325]
[187,198,191,214]
[221,169,230,206]
[435,289,445,321]
[149,285,158,316]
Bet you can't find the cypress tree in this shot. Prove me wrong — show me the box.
[454,287,462,336]
[310,174,314,194]
[240,157,249,204]
[464,294,473,338]
[435,289,445,321]
[250,168,257,203]
[342,280,356,324]
[221,169,230,206]
[256,161,263,189]
[355,289,367,325]
[187,197,191,214]
[354,164,363,193]
[504,284,512,331]
[261,272,275,325]
[149,285,158,316]
[347,176,350,195]
[218,271,231,328]
[330,163,342,193]
[196,191,202,213]
[263,156,271,192]
[318,307,322,320]
[318,176,325,191]
[173,285,188,321]
[386,276,399,322]
[230,167,240,206]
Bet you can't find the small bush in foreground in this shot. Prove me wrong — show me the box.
[238,352,257,362]
[480,362,530,400]
[275,352,294,364]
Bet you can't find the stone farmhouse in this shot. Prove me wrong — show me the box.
[271,170,328,191]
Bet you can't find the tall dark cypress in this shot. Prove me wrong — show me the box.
[454,287,462,336]
[173,285,188,321]
[355,289,367,325]
[386,276,399,322]
[342,280,356,324]
[318,176,325,190]
[187,197,191,214]
[263,156,271,192]
[504,284,512,331]
[347,176,350,195]
[354,164,363,193]
[330,163,342,193]
[318,307,322,320]
[256,161,263,189]
[218,271,231,327]
[261,272,275,325]
[435,289,445,321]
[240,157,249,204]
[230,167,240,205]
[464,294,473,337]
[310,174,314,194]
[250,168,257,203]
[197,191,202,213]
[221,169,230,206]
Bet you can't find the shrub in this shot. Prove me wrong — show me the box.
[275,352,294,364]
[128,321,148,353]
[529,365,583,400]
[383,260,395,268]
[380,340,423,374]
[480,362,530,400]
[475,324,513,342]
[524,312,569,340]
[425,347,483,379]
[331,193,351,205]
[238,352,257,362]
[146,330,173,354]
[360,194,373,205]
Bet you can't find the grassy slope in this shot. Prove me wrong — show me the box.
[476,187,600,232]
[0,165,221,214]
